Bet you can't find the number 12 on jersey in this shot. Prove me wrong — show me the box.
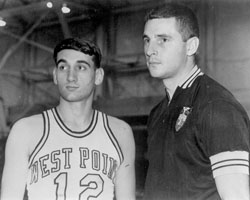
[54,172,104,200]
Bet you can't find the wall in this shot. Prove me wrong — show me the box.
[102,0,250,117]
[0,0,249,128]
[204,0,250,116]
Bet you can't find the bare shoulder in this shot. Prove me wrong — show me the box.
[106,115,135,158]
[11,114,44,134]
[8,113,44,155]
[107,115,133,140]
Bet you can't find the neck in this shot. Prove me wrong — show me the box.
[163,60,196,100]
[56,98,94,130]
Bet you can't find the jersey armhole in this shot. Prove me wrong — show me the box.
[102,113,124,164]
[28,110,50,167]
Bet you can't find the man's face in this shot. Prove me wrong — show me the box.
[143,17,188,81]
[53,49,103,102]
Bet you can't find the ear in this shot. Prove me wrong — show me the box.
[95,68,104,85]
[186,37,199,56]
[53,68,58,85]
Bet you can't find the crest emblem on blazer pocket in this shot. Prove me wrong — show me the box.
[175,107,192,132]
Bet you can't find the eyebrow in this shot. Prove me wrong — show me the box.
[56,59,91,67]
[157,34,171,38]
[142,34,172,39]
[56,59,66,66]
[77,60,91,67]
[154,34,173,40]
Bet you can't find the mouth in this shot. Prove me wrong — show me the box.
[66,85,79,91]
[147,58,161,64]
[149,61,160,64]
[147,61,161,67]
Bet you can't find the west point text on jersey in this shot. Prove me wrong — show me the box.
[29,147,118,184]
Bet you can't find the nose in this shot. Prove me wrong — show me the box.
[145,41,158,57]
[67,68,77,82]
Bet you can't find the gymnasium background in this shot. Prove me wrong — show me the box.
[0,0,249,199]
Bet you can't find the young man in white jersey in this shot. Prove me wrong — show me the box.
[1,38,136,200]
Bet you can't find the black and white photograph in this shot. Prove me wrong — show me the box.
[0,0,249,199]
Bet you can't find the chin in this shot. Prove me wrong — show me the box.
[149,70,161,78]
[61,95,81,102]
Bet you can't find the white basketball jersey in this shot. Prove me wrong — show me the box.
[26,108,123,200]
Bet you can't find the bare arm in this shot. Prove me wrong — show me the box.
[109,117,136,200]
[210,151,249,200]
[1,120,30,200]
[215,173,249,200]
[1,115,43,200]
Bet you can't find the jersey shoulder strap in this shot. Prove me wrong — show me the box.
[101,112,124,164]
[28,109,50,167]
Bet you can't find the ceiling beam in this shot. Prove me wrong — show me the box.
[37,14,89,28]
[55,9,72,38]
[0,28,53,53]
[0,11,49,70]
[112,0,165,14]
[0,1,48,18]
[65,1,99,11]
[0,0,98,18]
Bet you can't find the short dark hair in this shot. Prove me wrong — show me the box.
[145,3,199,42]
[53,38,102,68]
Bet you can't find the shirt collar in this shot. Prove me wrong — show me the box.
[178,65,204,89]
